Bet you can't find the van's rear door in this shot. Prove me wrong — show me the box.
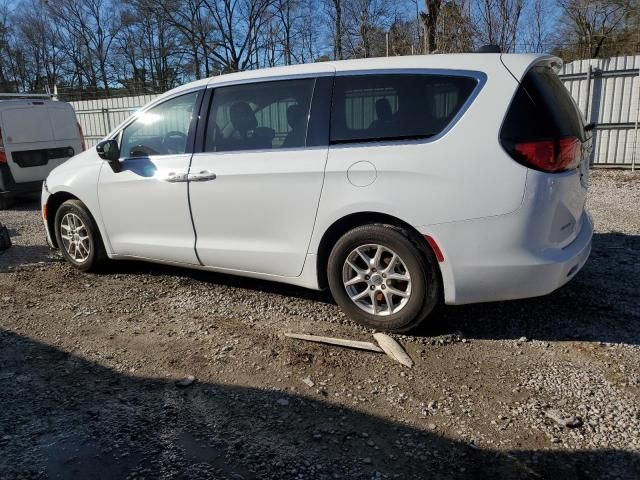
[1,101,81,184]
[501,57,590,248]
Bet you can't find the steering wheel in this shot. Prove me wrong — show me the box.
[129,145,159,157]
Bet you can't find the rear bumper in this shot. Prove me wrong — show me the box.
[421,212,593,305]
[0,163,42,195]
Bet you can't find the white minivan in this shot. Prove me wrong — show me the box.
[0,96,84,209]
[41,54,593,331]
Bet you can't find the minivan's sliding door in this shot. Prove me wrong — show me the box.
[188,75,333,277]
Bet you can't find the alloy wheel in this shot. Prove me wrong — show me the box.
[342,244,412,316]
[60,213,91,263]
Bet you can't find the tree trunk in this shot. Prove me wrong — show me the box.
[423,0,442,53]
[333,0,343,59]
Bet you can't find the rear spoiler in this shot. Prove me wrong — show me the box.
[500,54,563,84]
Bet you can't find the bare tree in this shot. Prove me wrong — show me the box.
[555,0,635,59]
[273,0,295,64]
[434,0,473,53]
[16,1,67,92]
[386,17,418,55]
[323,0,345,59]
[116,0,189,92]
[0,0,16,91]
[140,0,214,79]
[343,0,395,58]
[47,0,121,93]
[519,0,548,53]
[200,0,276,72]
[417,0,473,54]
[472,0,523,52]
[296,0,322,62]
[2,0,638,99]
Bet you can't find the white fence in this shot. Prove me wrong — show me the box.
[70,94,158,147]
[560,55,640,167]
[70,55,640,167]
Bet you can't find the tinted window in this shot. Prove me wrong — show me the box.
[205,79,315,152]
[330,74,477,144]
[501,66,586,143]
[120,92,198,157]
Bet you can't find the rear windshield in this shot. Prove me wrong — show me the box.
[330,74,478,144]
[501,65,586,143]
[0,102,78,144]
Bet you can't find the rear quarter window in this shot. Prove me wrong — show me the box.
[330,74,478,144]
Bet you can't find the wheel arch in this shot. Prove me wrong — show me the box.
[46,192,103,250]
[315,211,443,294]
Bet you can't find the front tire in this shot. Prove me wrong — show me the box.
[327,224,440,332]
[54,199,107,272]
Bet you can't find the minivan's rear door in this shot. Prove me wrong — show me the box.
[500,59,590,248]
[1,101,82,184]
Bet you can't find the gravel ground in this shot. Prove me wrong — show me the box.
[0,170,638,479]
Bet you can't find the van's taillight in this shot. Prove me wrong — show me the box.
[513,136,581,173]
[77,122,86,151]
[0,128,6,164]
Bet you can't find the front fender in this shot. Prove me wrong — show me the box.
[44,150,113,255]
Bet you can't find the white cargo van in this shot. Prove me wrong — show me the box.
[0,95,84,209]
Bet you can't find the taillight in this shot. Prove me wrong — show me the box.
[513,136,582,173]
[77,122,86,151]
[0,128,6,164]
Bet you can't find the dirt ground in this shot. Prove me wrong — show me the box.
[1,170,639,479]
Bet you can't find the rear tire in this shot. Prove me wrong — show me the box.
[327,224,440,332]
[54,200,107,272]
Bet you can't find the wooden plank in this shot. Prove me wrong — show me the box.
[285,333,383,353]
[373,333,413,368]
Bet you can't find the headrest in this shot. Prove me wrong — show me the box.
[375,98,392,120]
[287,104,305,128]
[230,101,258,133]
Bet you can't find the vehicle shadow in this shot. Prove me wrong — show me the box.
[110,258,338,305]
[1,329,638,479]
[0,244,60,272]
[0,193,40,210]
[429,231,639,346]
[107,231,640,345]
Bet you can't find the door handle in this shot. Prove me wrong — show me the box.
[163,172,188,182]
[188,170,217,182]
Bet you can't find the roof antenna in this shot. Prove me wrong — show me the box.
[475,44,501,53]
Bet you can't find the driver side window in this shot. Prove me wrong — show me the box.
[120,92,199,158]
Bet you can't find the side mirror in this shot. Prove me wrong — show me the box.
[96,139,122,172]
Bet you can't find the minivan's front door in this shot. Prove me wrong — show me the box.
[188,76,333,277]
[98,91,201,264]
